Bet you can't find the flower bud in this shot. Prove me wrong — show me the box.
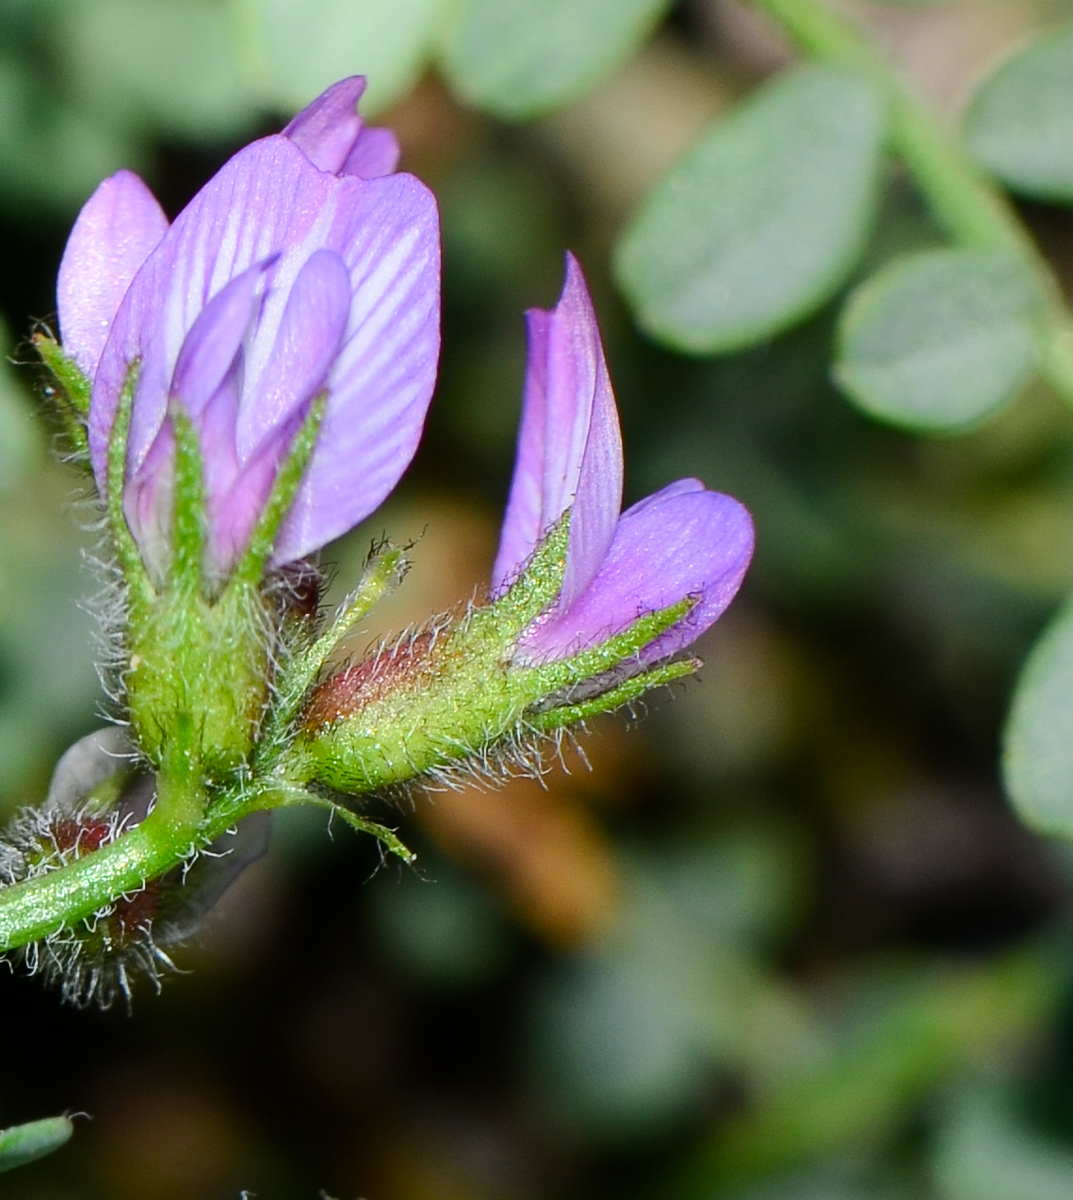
[292,620,522,793]
[281,259,753,800]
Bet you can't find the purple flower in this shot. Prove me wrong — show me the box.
[57,76,439,580]
[492,254,754,665]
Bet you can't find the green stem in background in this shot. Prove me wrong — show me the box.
[751,0,1073,405]
[671,943,1063,1194]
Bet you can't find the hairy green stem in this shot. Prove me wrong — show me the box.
[751,0,1073,404]
[0,802,201,951]
[0,544,407,953]
[0,767,297,952]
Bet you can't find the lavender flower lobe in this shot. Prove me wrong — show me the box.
[57,77,440,582]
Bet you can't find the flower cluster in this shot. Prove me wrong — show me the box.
[39,77,441,776]
[11,76,754,1000]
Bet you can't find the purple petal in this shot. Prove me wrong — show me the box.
[492,307,549,592]
[239,248,352,447]
[342,126,401,179]
[90,136,438,521]
[491,305,550,590]
[196,373,244,573]
[125,369,248,583]
[491,254,623,601]
[517,483,754,665]
[269,172,441,565]
[91,138,345,487]
[124,418,176,582]
[169,259,270,417]
[208,412,298,577]
[624,476,706,513]
[58,170,168,379]
[283,76,368,174]
[188,251,352,576]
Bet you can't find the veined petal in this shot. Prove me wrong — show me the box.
[58,170,168,380]
[91,137,364,494]
[491,306,550,591]
[209,412,299,577]
[624,476,706,511]
[558,278,622,609]
[270,172,441,565]
[86,87,439,571]
[170,259,269,417]
[342,126,401,179]
[517,482,754,665]
[240,248,351,446]
[283,76,368,174]
[197,372,243,550]
[491,254,622,599]
[124,417,176,583]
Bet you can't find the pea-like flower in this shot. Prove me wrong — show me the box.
[56,76,440,582]
[290,255,753,799]
[493,254,754,666]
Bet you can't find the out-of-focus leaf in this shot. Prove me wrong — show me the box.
[369,858,512,989]
[675,952,1057,1193]
[1004,598,1073,837]
[652,830,804,950]
[614,65,886,354]
[439,0,672,121]
[0,57,136,211]
[0,327,41,495]
[525,835,819,1139]
[526,883,735,1138]
[965,22,1073,204]
[55,0,257,141]
[247,0,447,116]
[933,1082,1073,1200]
[719,1172,897,1200]
[0,468,100,803]
[835,248,1044,432]
[0,1117,73,1174]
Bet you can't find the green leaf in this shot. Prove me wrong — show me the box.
[685,953,1054,1188]
[439,0,672,121]
[934,1083,1073,1200]
[0,57,137,212]
[55,0,257,141]
[245,0,448,116]
[965,22,1073,204]
[0,1117,74,1174]
[614,64,887,355]
[1004,597,1073,837]
[835,248,1044,432]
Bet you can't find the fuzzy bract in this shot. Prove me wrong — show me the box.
[58,76,440,582]
[493,254,754,665]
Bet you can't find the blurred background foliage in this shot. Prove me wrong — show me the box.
[8,0,1073,1197]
